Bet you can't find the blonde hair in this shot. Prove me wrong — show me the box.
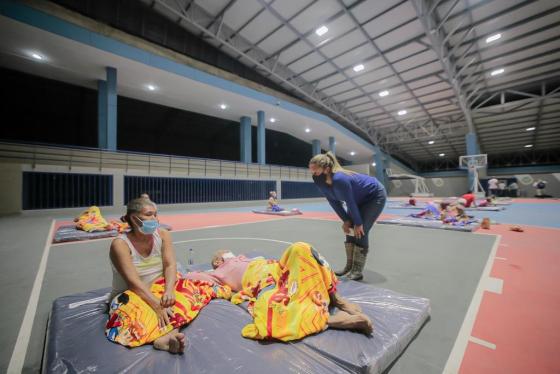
[309,151,354,175]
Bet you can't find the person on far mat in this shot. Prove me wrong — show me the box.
[308,151,386,281]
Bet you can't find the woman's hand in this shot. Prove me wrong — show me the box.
[342,221,352,234]
[154,305,172,329]
[160,290,176,308]
[354,225,364,239]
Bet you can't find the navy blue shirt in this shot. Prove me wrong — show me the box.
[313,172,385,226]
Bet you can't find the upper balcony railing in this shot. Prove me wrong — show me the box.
[0,141,312,180]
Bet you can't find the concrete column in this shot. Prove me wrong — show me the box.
[312,139,321,156]
[257,110,266,165]
[329,136,336,155]
[98,67,117,151]
[373,146,387,188]
[240,116,252,163]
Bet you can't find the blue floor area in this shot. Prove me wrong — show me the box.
[384,202,560,229]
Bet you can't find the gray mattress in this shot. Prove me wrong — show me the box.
[44,282,430,373]
[378,217,481,232]
[252,209,303,216]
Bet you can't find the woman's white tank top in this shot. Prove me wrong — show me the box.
[110,230,163,300]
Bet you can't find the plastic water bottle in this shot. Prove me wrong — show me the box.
[188,248,194,266]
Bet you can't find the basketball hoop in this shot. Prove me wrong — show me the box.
[459,154,488,196]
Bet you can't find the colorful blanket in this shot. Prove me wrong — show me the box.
[106,277,231,347]
[231,242,337,342]
[74,206,113,232]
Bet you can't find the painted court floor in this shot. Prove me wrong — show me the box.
[0,198,559,373]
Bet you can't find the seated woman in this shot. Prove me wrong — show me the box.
[442,204,474,225]
[267,191,283,212]
[185,243,373,342]
[106,198,230,353]
[460,191,476,207]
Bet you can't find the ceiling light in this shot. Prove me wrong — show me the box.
[439,153,445,157]
[524,144,533,148]
[486,33,502,43]
[379,90,389,97]
[491,68,504,76]
[31,52,43,60]
[305,128,311,133]
[353,64,364,72]
[146,84,156,91]
[270,118,276,123]
[315,26,328,36]
[398,110,407,116]
[428,140,435,145]
[372,162,376,166]
[219,104,227,110]
[350,151,356,156]
[526,127,535,131]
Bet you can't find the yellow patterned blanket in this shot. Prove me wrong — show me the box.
[231,242,337,341]
[106,277,231,347]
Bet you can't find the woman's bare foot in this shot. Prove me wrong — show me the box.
[154,330,186,353]
[328,311,373,335]
[332,294,362,315]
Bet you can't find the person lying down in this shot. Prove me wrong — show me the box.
[184,242,373,341]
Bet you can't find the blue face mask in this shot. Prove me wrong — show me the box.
[134,216,159,235]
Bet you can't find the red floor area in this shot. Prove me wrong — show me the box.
[460,225,560,373]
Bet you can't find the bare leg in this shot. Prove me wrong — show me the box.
[331,293,362,315]
[328,310,373,335]
[153,329,187,353]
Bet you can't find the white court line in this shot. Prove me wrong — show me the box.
[495,256,507,260]
[51,218,289,247]
[469,336,496,350]
[174,237,293,245]
[8,220,55,374]
[442,234,501,374]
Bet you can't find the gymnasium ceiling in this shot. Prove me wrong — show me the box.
[143,0,560,169]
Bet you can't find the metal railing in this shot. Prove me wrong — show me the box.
[0,141,312,180]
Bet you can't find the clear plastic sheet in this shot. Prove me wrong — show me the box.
[379,217,480,232]
[52,223,173,243]
[44,281,429,373]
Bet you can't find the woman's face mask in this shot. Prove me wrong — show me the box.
[133,216,159,235]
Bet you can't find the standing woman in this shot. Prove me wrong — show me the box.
[309,152,386,281]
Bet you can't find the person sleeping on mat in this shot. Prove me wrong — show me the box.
[410,201,450,219]
[184,243,373,342]
[106,198,231,353]
[74,205,131,233]
[475,197,496,207]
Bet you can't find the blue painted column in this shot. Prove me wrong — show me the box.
[240,116,252,163]
[312,139,321,156]
[329,136,336,155]
[257,111,266,165]
[373,146,387,187]
[465,132,480,190]
[97,80,107,149]
[97,67,117,150]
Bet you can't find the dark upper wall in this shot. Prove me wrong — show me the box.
[50,0,298,100]
[0,67,328,167]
